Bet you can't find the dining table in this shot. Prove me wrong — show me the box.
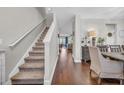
[102,52,124,62]
[121,52,124,55]
[102,52,124,84]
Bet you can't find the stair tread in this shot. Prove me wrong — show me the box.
[32,47,44,50]
[25,56,44,59]
[29,51,44,57]
[11,27,48,85]
[19,63,44,69]
[35,42,44,46]
[29,51,44,53]
[38,39,43,41]
[35,43,44,47]
[33,46,44,48]
[11,71,44,80]
[36,42,44,43]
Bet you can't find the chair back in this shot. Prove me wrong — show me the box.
[97,45,108,52]
[89,47,101,75]
[109,45,121,52]
[122,45,124,51]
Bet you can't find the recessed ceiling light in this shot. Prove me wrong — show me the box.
[48,8,51,11]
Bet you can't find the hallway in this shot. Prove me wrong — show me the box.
[52,47,120,85]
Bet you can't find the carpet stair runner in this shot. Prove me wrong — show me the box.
[11,27,48,85]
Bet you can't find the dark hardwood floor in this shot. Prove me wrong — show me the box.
[52,47,120,85]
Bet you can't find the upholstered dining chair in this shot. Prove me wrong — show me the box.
[122,45,124,52]
[89,47,123,84]
[109,45,122,52]
[97,45,109,52]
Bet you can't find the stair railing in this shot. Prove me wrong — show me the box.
[9,18,46,48]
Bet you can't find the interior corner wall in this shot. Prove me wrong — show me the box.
[0,7,46,82]
[46,13,53,27]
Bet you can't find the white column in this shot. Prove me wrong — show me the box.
[73,15,81,63]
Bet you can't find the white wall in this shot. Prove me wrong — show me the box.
[52,8,74,35]
[46,13,53,27]
[0,8,45,47]
[80,18,124,45]
[74,17,124,64]
[51,7,124,36]
[36,7,47,18]
[0,7,46,82]
[43,14,59,84]
[116,23,124,44]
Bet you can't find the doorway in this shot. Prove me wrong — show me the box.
[106,24,117,44]
[59,35,73,52]
[59,36,68,48]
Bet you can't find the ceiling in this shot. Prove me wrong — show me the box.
[47,7,124,35]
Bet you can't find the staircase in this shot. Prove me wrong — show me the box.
[11,27,48,85]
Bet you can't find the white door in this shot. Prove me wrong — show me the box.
[106,24,117,45]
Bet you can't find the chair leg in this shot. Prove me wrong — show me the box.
[98,77,102,85]
[120,79,123,85]
[90,69,92,76]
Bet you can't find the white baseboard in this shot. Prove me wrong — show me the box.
[74,59,81,63]
[44,80,51,85]
[44,55,58,85]
[5,80,11,85]
[6,26,46,84]
[72,54,81,63]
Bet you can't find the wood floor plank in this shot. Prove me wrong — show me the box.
[52,47,120,85]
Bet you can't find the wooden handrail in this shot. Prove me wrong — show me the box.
[9,18,46,48]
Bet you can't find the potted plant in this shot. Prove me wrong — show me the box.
[97,37,105,45]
